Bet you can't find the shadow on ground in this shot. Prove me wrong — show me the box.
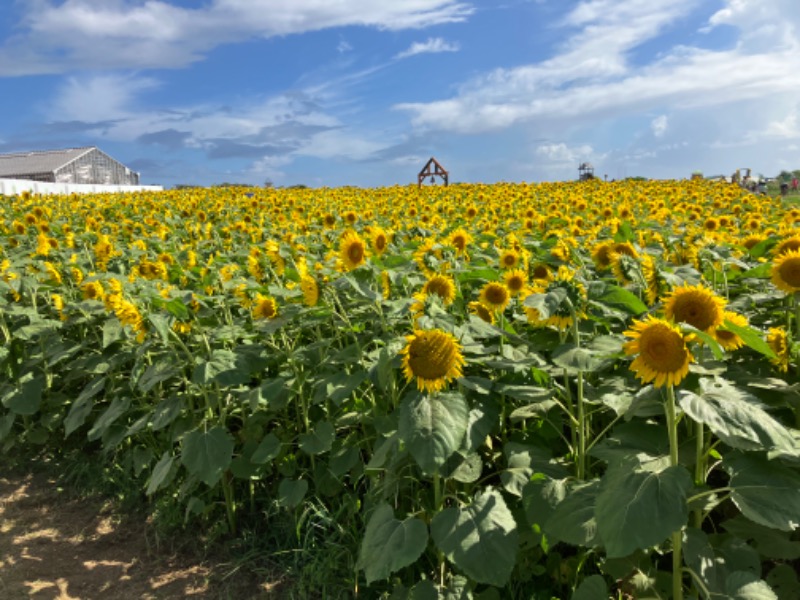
[0,473,278,599]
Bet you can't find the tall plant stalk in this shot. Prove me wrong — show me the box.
[665,384,683,600]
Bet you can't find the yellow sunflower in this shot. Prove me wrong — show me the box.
[503,269,527,296]
[468,301,495,324]
[663,284,726,333]
[371,227,389,256]
[400,329,465,394]
[300,274,319,307]
[713,311,748,351]
[623,316,693,387]
[774,236,800,256]
[422,274,457,306]
[252,294,278,319]
[591,241,614,270]
[498,248,521,270]
[82,280,105,302]
[479,281,511,312]
[339,230,368,271]
[447,228,473,257]
[771,249,800,293]
[767,327,790,373]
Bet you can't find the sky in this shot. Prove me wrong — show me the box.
[0,0,798,188]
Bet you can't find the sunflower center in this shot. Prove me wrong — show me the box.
[484,283,509,305]
[639,325,688,372]
[778,258,800,288]
[347,242,364,264]
[671,292,720,331]
[407,332,459,382]
[374,234,387,251]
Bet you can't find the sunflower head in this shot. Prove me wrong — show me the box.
[448,228,473,256]
[771,249,800,294]
[499,248,521,270]
[339,230,368,271]
[253,294,278,319]
[479,281,511,312]
[623,316,693,387]
[664,284,726,333]
[774,236,800,256]
[300,275,319,307]
[400,329,465,393]
[503,269,527,296]
[468,301,495,324]
[767,327,791,373]
[371,227,389,256]
[591,242,614,270]
[422,274,457,306]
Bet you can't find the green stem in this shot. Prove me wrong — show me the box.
[794,292,800,340]
[221,472,237,535]
[665,384,683,600]
[693,421,705,528]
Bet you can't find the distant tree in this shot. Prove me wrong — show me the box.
[264,179,274,188]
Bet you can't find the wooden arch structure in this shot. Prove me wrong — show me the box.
[418,157,449,188]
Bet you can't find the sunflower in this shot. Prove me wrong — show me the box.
[82,280,105,302]
[771,249,800,293]
[641,255,662,306]
[400,329,465,393]
[252,294,278,319]
[623,316,693,387]
[381,270,391,300]
[51,293,66,321]
[468,301,495,324]
[774,236,800,256]
[422,274,457,306]
[591,241,614,270]
[525,266,586,330]
[371,227,389,256]
[663,284,726,333]
[447,228,473,257]
[503,269,527,296]
[498,248,521,270]
[714,311,748,351]
[300,274,319,307]
[339,230,368,271]
[612,241,639,258]
[531,263,552,282]
[479,281,511,312]
[767,327,791,372]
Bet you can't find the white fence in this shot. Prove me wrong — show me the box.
[0,178,163,196]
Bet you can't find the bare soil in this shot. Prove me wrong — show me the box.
[0,472,281,599]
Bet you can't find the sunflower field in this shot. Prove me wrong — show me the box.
[1,179,799,598]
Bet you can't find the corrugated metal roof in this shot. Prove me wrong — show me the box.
[0,147,95,178]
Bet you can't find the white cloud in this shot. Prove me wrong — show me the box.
[651,115,668,138]
[0,0,474,75]
[395,37,460,59]
[535,142,594,164]
[52,74,159,122]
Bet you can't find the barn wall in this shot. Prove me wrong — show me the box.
[0,178,162,196]
[54,148,140,185]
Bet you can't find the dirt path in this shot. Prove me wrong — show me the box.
[0,472,277,599]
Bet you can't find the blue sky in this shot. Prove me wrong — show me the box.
[0,0,798,188]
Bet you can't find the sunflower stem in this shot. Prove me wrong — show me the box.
[570,304,586,481]
[794,292,800,340]
[665,384,684,600]
[693,421,705,528]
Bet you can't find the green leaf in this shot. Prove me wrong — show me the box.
[398,390,469,475]
[523,288,568,320]
[680,324,725,359]
[102,319,124,348]
[543,479,600,547]
[192,349,238,385]
[3,372,45,416]
[683,528,726,595]
[299,421,335,455]
[431,488,518,587]
[181,427,234,487]
[501,442,569,496]
[137,360,179,393]
[251,433,281,464]
[723,452,800,532]
[765,564,800,600]
[595,460,693,557]
[150,396,183,432]
[678,378,798,455]
[595,284,647,315]
[358,503,429,584]
[720,320,776,359]
[572,574,608,600]
[64,377,107,437]
[551,344,608,373]
[278,478,308,509]
[148,313,171,344]
[146,451,175,495]
[726,571,778,600]
[88,396,130,442]
[722,516,800,560]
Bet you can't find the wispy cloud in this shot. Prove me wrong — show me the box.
[0,0,474,75]
[395,37,460,59]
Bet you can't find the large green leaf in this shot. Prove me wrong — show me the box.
[357,503,429,584]
[720,320,776,359]
[682,527,726,595]
[543,479,601,547]
[87,396,130,442]
[722,516,800,560]
[431,488,518,587]
[572,575,608,600]
[64,377,106,437]
[679,378,798,455]
[726,571,778,600]
[299,420,335,455]
[3,372,45,416]
[398,391,469,475]
[137,360,179,393]
[146,451,175,495]
[278,478,308,509]
[594,284,647,316]
[251,433,281,464]
[595,460,693,557]
[551,344,609,373]
[723,452,800,532]
[501,442,569,497]
[181,427,234,486]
